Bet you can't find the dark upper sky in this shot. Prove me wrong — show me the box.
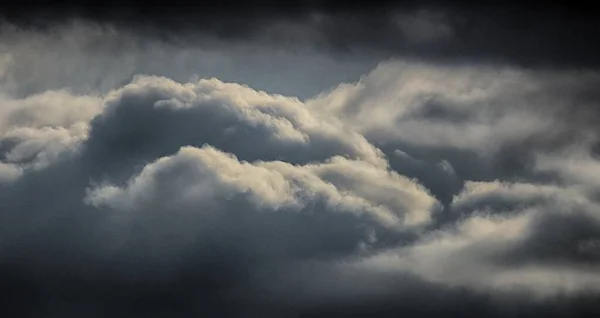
[2,1,600,69]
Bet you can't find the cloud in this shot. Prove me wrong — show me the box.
[85,144,438,229]
[78,144,439,279]
[534,145,600,194]
[83,75,387,181]
[306,60,600,205]
[0,19,600,315]
[3,3,600,69]
[0,89,102,181]
[358,175,600,296]
[0,162,21,183]
[394,9,454,44]
[308,61,598,153]
[359,212,600,296]
[0,22,378,99]
[0,70,430,272]
[450,180,583,215]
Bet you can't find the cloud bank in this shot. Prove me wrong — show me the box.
[1,11,600,317]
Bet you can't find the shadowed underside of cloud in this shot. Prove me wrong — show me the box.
[1,18,600,316]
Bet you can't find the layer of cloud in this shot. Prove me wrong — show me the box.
[309,60,599,153]
[360,178,600,295]
[307,61,600,207]
[0,22,378,99]
[0,21,600,315]
[86,144,437,227]
[3,3,600,69]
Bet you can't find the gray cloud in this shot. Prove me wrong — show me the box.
[3,3,600,69]
[307,61,600,206]
[1,15,600,316]
[308,61,599,153]
[0,22,378,99]
[83,144,438,266]
[0,89,102,182]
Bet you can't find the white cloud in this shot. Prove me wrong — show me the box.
[356,178,600,296]
[0,89,102,132]
[85,144,439,230]
[0,46,599,305]
[98,75,387,169]
[534,146,600,193]
[0,162,22,184]
[451,180,589,213]
[307,60,598,156]
[357,210,600,296]
[0,89,103,179]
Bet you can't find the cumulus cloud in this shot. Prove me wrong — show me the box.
[306,60,600,207]
[308,61,597,154]
[0,89,102,181]
[82,75,387,183]
[1,15,600,316]
[356,172,600,296]
[85,145,438,229]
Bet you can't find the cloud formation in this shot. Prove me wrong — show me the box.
[4,2,600,68]
[0,89,102,182]
[361,179,600,295]
[1,13,600,317]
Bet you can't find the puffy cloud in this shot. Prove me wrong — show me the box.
[308,61,597,155]
[450,180,586,215]
[534,146,600,194]
[81,144,438,271]
[81,75,387,186]
[358,176,600,296]
[86,144,438,230]
[0,89,102,181]
[68,62,600,302]
[305,60,600,210]
[0,25,600,315]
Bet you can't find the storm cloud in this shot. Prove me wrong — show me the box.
[1,3,600,317]
[3,1,600,69]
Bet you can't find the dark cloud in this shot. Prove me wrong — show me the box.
[0,73,433,316]
[2,2,600,69]
[1,6,600,315]
[0,21,379,99]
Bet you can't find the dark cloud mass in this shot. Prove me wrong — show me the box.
[2,1,600,68]
[1,1,600,317]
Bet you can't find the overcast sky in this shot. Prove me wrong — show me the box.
[1,1,600,317]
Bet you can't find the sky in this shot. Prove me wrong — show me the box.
[1,1,600,317]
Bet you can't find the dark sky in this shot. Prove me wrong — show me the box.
[1,1,600,317]
[3,1,600,68]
